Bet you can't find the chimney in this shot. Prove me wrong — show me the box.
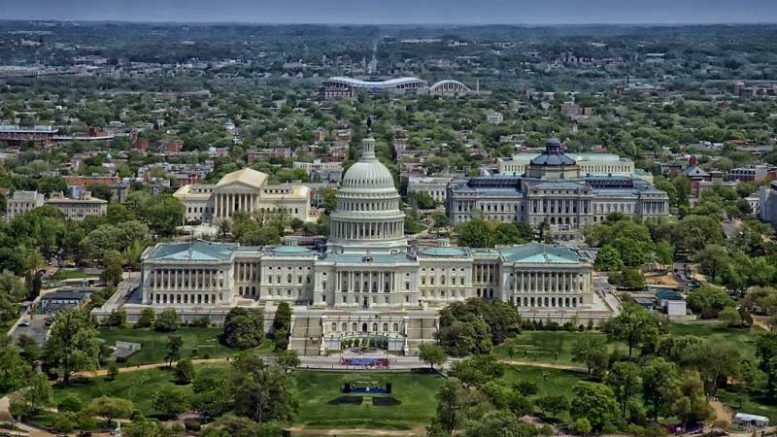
[689,155,698,167]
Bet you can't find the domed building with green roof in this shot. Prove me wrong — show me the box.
[107,131,612,357]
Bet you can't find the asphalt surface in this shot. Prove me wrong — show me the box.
[10,314,50,345]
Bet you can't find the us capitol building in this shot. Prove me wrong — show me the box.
[102,134,615,356]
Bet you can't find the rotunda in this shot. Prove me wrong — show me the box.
[328,133,406,254]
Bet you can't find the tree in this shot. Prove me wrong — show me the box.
[451,354,504,387]
[642,357,680,420]
[175,358,196,384]
[594,246,624,272]
[154,308,180,332]
[0,270,25,323]
[230,352,299,423]
[0,338,32,394]
[139,194,185,237]
[107,364,119,381]
[166,336,183,368]
[44,308,100,383]
[571,336,609,379]
[276,350,300,368]
[86,396,134,428]
[456,220,492,248]
[605,305,663,359]
[654,240,674,266]
[100,250,124,287]
[673,215,723,254]
[105,309,127,328]
[10,375,48,419]
[718,306,743,326]
[606,361,642,417]
[682,340,741,395]
[435,380,459,434]
[419,344,447,370]
[686,286,735,318]
[58,394,83,413]
[569,382,619,431]
[200,416,284,437]
[673,371,712,428]
[694,244,730,282]
[15,335,40,366]
[536,394,569,418]
[411,191,437,209]
[272,302,292,351]
[152,384,191,419]
[463,410,538,437]
[222,307,265,349]
[135,308,155,328]
[193,367,233,418]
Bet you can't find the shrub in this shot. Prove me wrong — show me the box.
[184,419,201,431]
[52,414,74,433]
[105,309,127,327]
[190,316,210,328]
[107,365,119,381]
[175,359,196,384]
[135,308,155,328]
[574,418,592,435]
[154,308,181,332]
[58,395,83,413]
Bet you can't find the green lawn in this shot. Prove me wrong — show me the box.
[293,370,445,429]
[493,322,765,366]
[97,326,256,366]
[51,365,224,418]
[717,389,777,423]
[52,366,446,430]
[669,321,764,360]
[500,365,586,396]
[493,330,625,364]
[51,270,96,280]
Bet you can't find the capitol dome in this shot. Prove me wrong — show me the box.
[328,134,406,254]
[340,139,396,191]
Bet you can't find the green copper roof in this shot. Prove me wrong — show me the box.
[269,245,314,255]
[499,243,581,264]
[149,240,237,261]
[418,247,468,257]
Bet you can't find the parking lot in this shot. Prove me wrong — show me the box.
[11,314,51,345]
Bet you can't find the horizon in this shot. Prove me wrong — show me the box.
[3,0,777,25]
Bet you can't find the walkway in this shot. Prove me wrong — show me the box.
[288,426,426,436]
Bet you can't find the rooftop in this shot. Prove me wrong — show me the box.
[146,240,238,261]
[499,243,582,264]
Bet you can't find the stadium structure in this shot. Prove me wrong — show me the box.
[320,76,479,99]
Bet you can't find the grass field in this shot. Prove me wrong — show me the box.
[293,370,445,429]
[51,270,96,280]
[669,321,764,359]
[96,326,268,366]
[493,330,625,364]
[52,365,196,416]
[717,389,777,423]
[51,366,446,430]
[500,365,586,393]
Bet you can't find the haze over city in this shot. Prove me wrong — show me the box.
[2,0,777,24]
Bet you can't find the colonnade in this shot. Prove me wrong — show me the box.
[150,268,226,290]
[337,270,395,293]
[511,271,584,293]
[213,192,257,219]
[331,220,402,240]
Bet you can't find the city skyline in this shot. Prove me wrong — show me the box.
[2,0,777,24]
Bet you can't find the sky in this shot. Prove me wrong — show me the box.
[1,0,777,24]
